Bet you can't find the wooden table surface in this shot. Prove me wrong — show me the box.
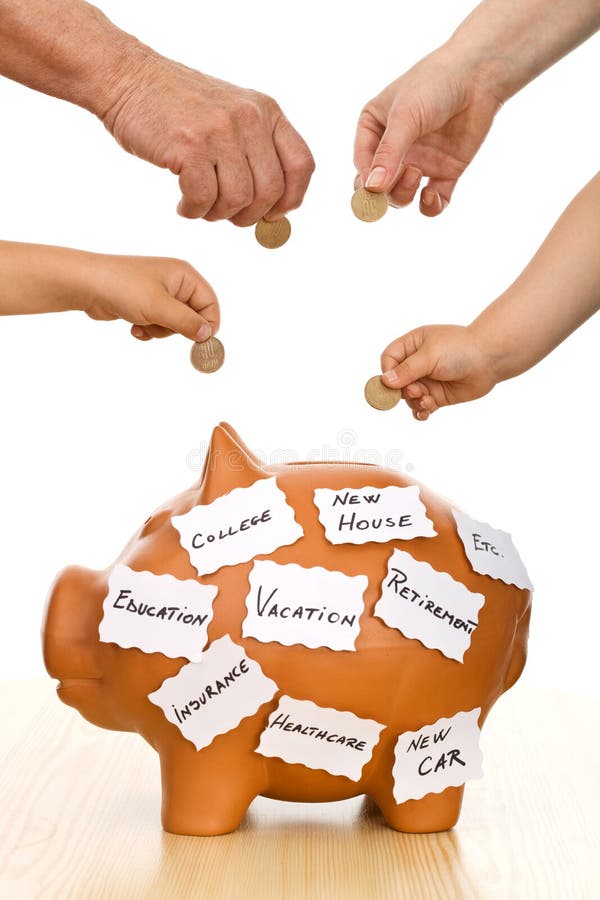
[0,681,598,900]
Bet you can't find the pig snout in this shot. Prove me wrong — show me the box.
[43,565,105,682]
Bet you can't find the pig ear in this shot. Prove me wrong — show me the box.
[217,421,263,468]
[199,423,267,501]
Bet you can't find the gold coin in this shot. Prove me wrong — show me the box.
[255,217,291,249]
[364,375,401,411]
[190,336,225,373]
[351,187,388,222]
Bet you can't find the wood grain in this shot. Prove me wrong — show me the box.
[0,682,598,899]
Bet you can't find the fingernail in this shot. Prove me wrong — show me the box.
[195,324,212,341]
[383,369,399,384]
[399,166,421,190]
[417,411,427,420]
[365,167,386,190]
[354,173,363,189]
[131,326,145,338]
[421,190,436,207]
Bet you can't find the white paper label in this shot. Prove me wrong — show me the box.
[147,635,278,750]
[98,565,217,661]
[256,695,385,781]
[172,477,303,575]
[313,485,436,545]
[392,708,483,804]
[241,560,367,651]
[453,509,533,590]
[374,549,484,662]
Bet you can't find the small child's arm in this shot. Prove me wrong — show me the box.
[381,171,600,419]
[0,241,219,342]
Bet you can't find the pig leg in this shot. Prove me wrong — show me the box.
[368,784,464,833]
[159,748,263,836]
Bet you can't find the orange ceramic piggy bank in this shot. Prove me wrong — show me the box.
[43,422,532,836]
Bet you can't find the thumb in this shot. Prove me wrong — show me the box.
[365,105,420,193]
[147,290,214,342]
[381,348,432,390]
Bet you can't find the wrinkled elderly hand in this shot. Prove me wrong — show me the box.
[103,59,315,226]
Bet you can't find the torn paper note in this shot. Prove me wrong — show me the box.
[453,509,533,590]
[99,565,217,661]
[256,695,385,781]
[313,485,436,545]
[148,635,278,750]
[172,477,303,575]
[392,708,483,804]
[374,549,485,661]
[241,560,367,651]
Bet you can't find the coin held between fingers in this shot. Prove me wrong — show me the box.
[190,336,225,373]
[255,217,291,249]
[364,375,401,411]
[351,188,388,222]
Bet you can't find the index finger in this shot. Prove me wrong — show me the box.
[353,110,384,186]
[380,338,410,374]
[186,274,220,334]
[146,291,214,342]
[172,266,221,334]
[263,117,315,220]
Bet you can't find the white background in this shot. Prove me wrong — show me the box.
[0,0,598,697]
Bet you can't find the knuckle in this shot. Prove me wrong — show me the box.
[236,99,262,127]
[140,297,162,325]
[230,212,254,228]
[184,193,211,213]
[206,109,236,140]
[262,174,285,206]
[173,259,196,281]
[359,101,379,123]
[373,139,396,162]
[176,125,204,150]
[178,204,202,220]
[184,182,215,207]
[179,171,215,206]
[158,256,183,274]
[390,101,423,138]
[226,186,253,210]
[288,148,315,179]
[255,91,280,115]
[391,182,419,206]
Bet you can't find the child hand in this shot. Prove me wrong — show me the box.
[381,325,498,420]
[82,254,220,342]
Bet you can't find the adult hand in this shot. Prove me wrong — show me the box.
[103,60,315,226]
[354,50,502,217]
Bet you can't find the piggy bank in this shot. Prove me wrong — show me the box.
[43,423,532,836]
